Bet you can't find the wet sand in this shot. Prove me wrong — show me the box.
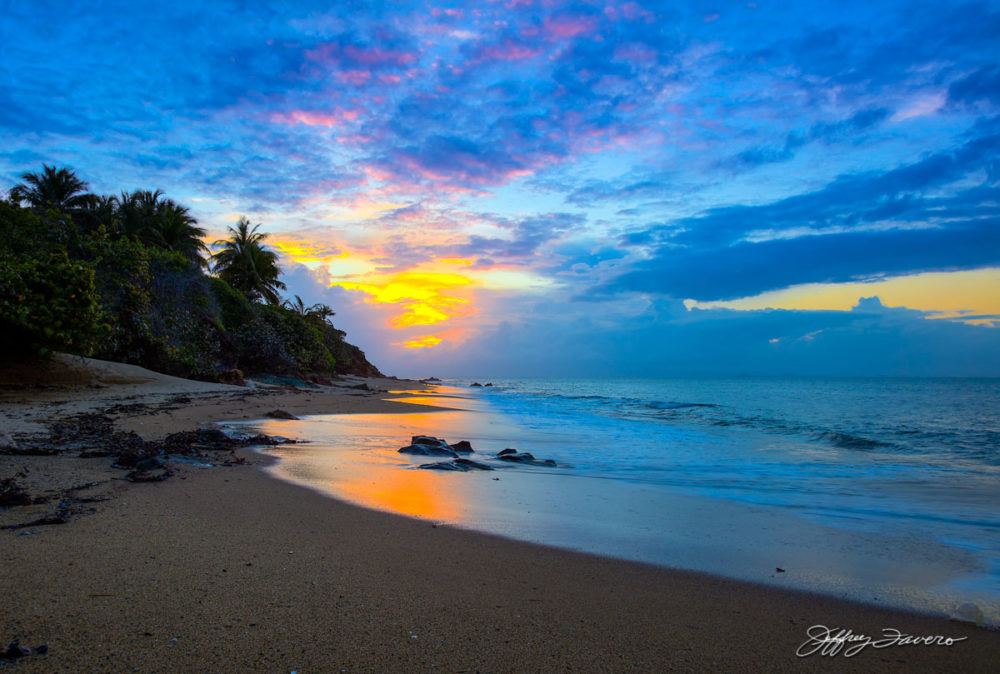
[2,356,998,671]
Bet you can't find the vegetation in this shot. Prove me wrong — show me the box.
[211,217,286,304]
[1,165,382,380]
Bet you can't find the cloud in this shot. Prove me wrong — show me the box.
[393,293,1000,378]
[948,65,1000,108]
[734,107,891,168]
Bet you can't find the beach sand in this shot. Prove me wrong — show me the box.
[2,356,997,671]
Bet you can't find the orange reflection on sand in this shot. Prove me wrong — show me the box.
[258,413,470,522]
[336,467,462,521]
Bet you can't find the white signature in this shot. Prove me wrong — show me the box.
[796,625,968,658]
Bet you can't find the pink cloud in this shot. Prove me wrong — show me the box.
[336,70,372,85]
[270,108,361,128]
[476,39,542,62]
[342,44,417,67]
[542,14,598,39]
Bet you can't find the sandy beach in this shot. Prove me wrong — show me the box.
[2,356,998,672]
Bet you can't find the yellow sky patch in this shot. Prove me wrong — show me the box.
[334,271,475,328]
[398,335,444,349]
[685,268,1000,324]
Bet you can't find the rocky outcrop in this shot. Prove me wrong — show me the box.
[398,436,474,457]
[496,449,557,467]
[265,409,299,420]
[419,458,494,471]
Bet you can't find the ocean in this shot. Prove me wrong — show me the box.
[239,377,1000,623]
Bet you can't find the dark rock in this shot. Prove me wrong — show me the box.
[265,409,300,420]
[348,383,370,391]
[0,478,32,507]
[412,435,447,446]
[450,440,474,453]
[496,451,558,467]
[497,448,518,456]
[133,457,165,472]
[3,641,47,659]
[484,382,494,387]
[196,429,230,443]
[419,458,494,471]
[419,461,468,471]
[399,443,458,458]
[454,458,493,470]
[470,382,482,387]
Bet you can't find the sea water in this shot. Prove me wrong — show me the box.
[238,377,1000,622]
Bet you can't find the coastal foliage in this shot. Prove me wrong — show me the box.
[2,165,382,379]
[211,218,286,305]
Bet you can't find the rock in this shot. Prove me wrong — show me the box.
[3,641,48,659]
[412,435,448,447]
[266,409,300,420]
[484,382,494,387]
[399,442,458,458]
[470,382,482,387]
[450,440,474,453]
[348,383,370,391]
[133,456,165,472]
[196,429,230,443]
[419,461,468,471]
[419,458,494,471]
[0,478,32,507]
[218,369,246,386]
[454,458,493,470]
[496,450,558,467]
[950,602,985,625]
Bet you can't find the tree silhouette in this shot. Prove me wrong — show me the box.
[9,165,93,212]
[283,294,336,325]
[211,217,286,304]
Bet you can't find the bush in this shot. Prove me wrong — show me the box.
[0,204,104,355]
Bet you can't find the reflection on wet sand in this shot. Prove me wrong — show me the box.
[254,406,497,523]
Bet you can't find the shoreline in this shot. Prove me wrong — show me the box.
[2,358,999,670]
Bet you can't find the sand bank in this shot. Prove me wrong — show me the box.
[1,357,997,671]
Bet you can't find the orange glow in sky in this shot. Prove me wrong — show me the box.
[334,271,475,328]
[685,268,1000,325]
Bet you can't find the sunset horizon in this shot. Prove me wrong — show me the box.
[4,0,998,378]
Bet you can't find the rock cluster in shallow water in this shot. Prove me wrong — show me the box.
[403,437,560,472]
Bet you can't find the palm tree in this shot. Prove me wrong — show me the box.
[9,165,93,212]
[283,295,336,325]
[115,189,164,243]
[211,217,286,305]
[158,200,208,267]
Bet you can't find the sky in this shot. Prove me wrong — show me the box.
[2,0,999,377]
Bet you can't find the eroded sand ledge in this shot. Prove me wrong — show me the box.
[1,356,997,671]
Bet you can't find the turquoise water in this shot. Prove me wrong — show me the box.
[461,377,1000,533]
[243,377,1000,622]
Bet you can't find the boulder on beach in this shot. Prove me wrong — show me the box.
[451,440,474,453]
[399,436,459,457]
[266,409,299,420]
[495,449,558,467]
[470,382,482,387]
[419,458,494,471]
